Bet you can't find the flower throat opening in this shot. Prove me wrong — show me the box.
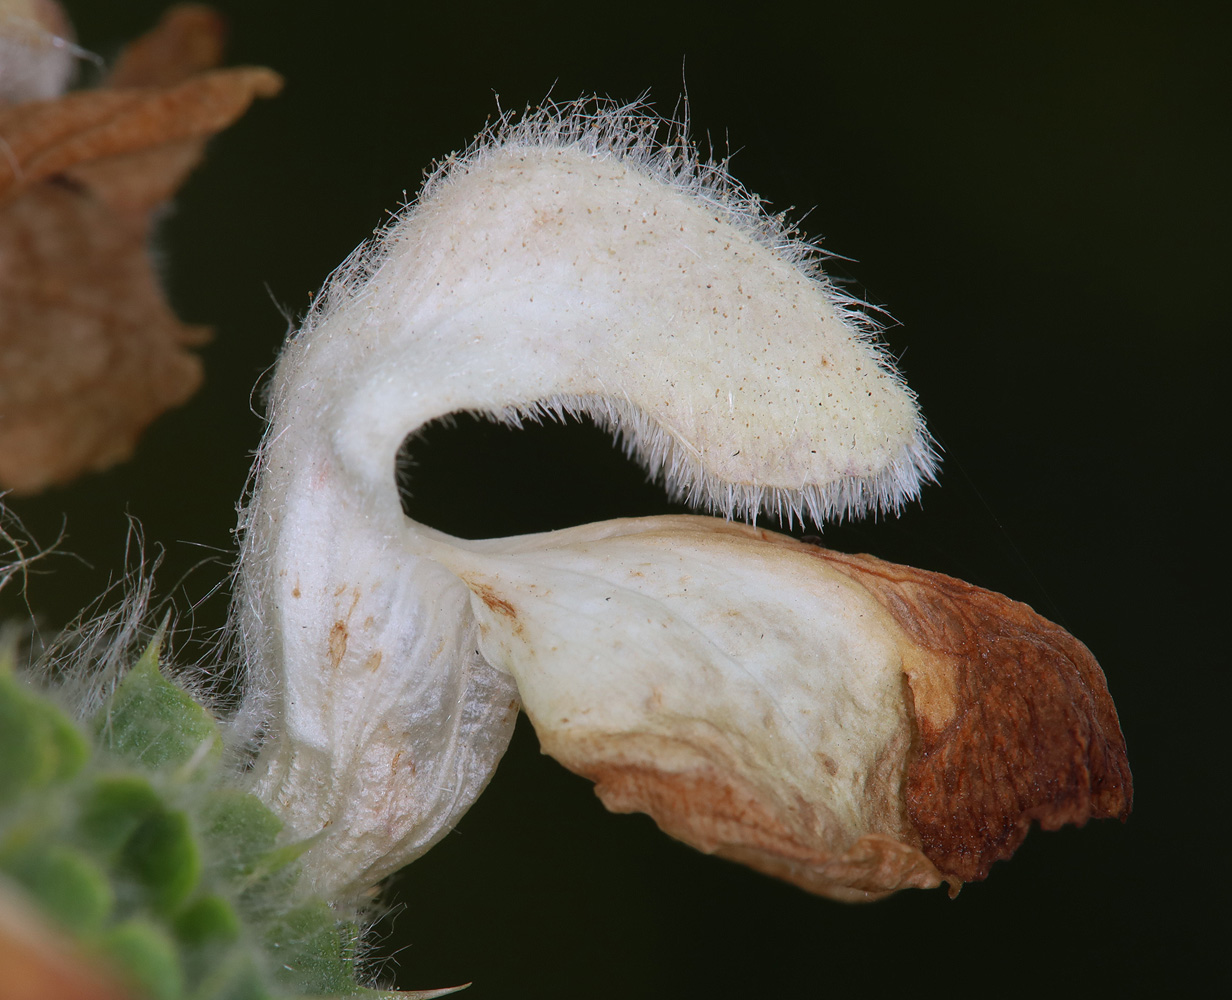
[395,411,693,540]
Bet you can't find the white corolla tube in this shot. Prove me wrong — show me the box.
[233,101,1128,903]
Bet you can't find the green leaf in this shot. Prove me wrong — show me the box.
[39,695,89,781]
[264,901,357,995]
[77,772,162,859]
[0,670,87,804]
[197,788,283,882]
[120,807,202,915]
[0,672,44,803]
[173,894,241,946]
[176,896,277,1000]
[246,830,322,885]
[94,639,221,772]
[1,642,386,1000]
[1,844,112,935]
[100,919,185,1000]
[188,955,274,1000]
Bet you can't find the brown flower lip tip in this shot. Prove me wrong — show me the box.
[654,532,1130,898]
[818,544,1133,887]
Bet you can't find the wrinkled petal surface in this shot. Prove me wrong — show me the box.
[426,515,1131,899]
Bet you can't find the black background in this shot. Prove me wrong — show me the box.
[6,1,1225,994]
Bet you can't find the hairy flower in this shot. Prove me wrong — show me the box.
[234,101,1128,902]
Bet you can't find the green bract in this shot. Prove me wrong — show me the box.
[0,646,421,999]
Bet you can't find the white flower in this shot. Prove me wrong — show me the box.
[233,101,1128,903]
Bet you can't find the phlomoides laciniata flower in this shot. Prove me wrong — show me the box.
[233,101,1130,904]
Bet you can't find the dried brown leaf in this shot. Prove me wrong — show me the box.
[106,4,226,88]
[0,4,282,493]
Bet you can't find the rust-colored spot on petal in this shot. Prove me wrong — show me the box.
[327,620,348,669]
[816,548,1133,884]
[468,581,518,619]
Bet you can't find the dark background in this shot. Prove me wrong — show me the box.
[7,1,1225,994]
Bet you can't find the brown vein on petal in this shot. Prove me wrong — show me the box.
[810,547,1133,883]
